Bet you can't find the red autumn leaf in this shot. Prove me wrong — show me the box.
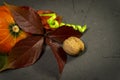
[46,38,67,74]
[7,36,44,69]
[5,3,44,35]
[48,26,82,43]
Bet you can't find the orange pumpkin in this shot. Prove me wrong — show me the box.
[0,6,28,54]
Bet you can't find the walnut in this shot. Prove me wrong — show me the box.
[63,36,84,56]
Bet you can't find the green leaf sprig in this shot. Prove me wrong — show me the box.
[39,13,87,33]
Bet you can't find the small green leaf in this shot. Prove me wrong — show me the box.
[0,54,8,71]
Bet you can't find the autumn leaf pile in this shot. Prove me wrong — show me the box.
[0,3,86,75]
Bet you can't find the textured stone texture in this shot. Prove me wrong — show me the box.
[0,0,120,80]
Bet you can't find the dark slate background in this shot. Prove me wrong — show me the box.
[0,0,120,80]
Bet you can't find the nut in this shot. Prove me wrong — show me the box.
[63,36,84,56]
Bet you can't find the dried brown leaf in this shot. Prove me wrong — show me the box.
[5,3,44,34]
[8,36,44,68]
[48,26,82,43]
[46,38,67,74]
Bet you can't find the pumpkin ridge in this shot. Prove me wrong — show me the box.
[0,34,10,44]
[0,29,8,30]
[13,33,17,45]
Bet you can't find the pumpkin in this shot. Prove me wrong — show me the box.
[0,6,28,54]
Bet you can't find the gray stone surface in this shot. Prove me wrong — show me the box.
[0,0,120,80]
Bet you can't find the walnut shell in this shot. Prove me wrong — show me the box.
[63,36,84,56]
